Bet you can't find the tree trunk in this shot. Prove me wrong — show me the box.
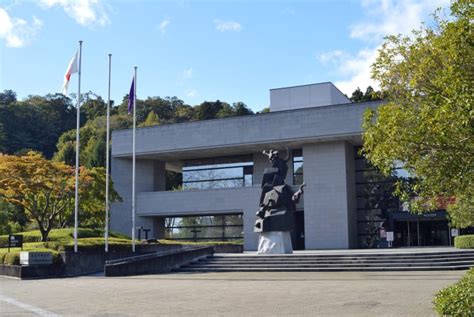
[39,227,50,242]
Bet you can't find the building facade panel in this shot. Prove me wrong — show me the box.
[136,187,261,250]
[111,101,382,158]
[302,141,355,249]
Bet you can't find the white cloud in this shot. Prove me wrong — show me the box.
[213,19,241,32]
[317,50,348,65]
[159,19,170,34]
[183,68,193,79]
[38,0,110,27]
[0,8,42,48]
[350,0,449,42]
[186,89,197,98]
[318,0,451,95]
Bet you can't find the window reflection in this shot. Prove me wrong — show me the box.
[293,149,303,185]
[182,155,253,190]
[354,147,411,248]
[164,214,244,242]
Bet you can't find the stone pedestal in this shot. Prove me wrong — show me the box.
[257,231,293,254]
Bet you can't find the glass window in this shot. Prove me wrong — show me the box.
[354,146,405,248]
[182,155,253,190]
[164,214,243,242]
[293,149,303,185]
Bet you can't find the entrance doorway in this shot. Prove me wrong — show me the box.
[394,219,450,247]
[291,210,305,250]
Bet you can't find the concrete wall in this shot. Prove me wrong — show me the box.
[136,187,261,250]
[111,101,381,158]
[302,141,356,249]
[270,83,351,112]
[110,158,156,238]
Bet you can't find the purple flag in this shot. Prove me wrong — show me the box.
[128,77,135,114]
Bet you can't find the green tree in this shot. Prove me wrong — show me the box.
[196,100,224,120]
[80,92,108,122]
[0,123,6,152]
[233,102,254,116]
[350,86,383,103]
[0,93,76,158]
[0,90,17,106]
[140,111,161,127]
[0,200,27,235]
[216,102,234,118]
[350,87,364,102]
[363,0,473,227]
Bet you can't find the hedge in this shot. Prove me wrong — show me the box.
[0,249,62,265]
[0,228,130,246]
[433,268,474,316]
[455,235,474,249]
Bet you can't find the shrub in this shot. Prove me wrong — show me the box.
[0,249,62,265]
[0,228,130,246]
[434,268,474,316]
[3,252,20,265]
[455,235,474,249]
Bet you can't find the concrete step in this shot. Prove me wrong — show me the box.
[211,252,474,260]
[203,256,474,264]
[190,261,474,267]
[184,259,474,268]
[177,265,472,272]
[175,249,474,273]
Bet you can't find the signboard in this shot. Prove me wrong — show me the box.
[20,252,53,265]
[8,234,23,251]
[451,229,459,237]
[386,231,394,242]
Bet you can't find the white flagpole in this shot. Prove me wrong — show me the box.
[105,54,111,253]
[74,40,83,253]
[132,66,137,252]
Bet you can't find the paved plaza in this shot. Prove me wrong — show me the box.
[0,270,466,316]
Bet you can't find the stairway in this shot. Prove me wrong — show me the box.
[177,250,474,272]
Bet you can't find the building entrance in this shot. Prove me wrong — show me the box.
[394,219,450,247]
[291,210,305,250]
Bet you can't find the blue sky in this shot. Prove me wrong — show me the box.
[0,0,449,111]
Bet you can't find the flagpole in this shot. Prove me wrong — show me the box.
[74,40,83,253]
[105,54,111,253]
[132,66,137,252]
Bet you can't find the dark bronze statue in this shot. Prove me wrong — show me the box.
[255,149,305,233]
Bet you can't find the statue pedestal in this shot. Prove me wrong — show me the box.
[257,231,293,254]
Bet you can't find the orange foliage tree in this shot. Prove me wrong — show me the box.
[0,152,120,241]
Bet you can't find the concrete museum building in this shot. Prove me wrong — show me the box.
[110,82,452,251]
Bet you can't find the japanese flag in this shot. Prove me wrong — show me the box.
[61,50,78,95]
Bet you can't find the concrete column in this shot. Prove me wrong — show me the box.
[110,158,156,238]
[153,217,166,239]
[153,161,166,192]
[302,141,356,249]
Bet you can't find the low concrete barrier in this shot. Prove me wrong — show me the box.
[0,244,185,279]
[104,246,214,277]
